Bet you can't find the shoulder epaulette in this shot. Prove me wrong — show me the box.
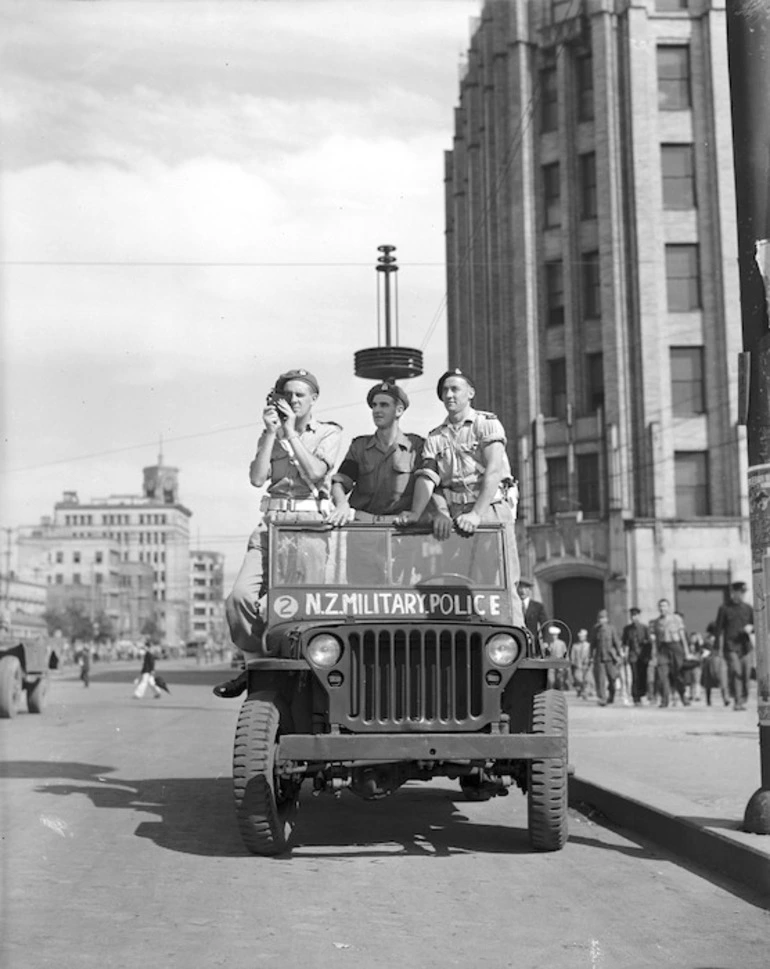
[475,410,499,421]
[427,423,446,436]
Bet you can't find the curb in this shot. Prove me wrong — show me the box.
[569,776,770,899]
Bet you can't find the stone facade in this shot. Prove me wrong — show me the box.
[445,0,749,637]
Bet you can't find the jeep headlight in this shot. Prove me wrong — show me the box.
[485,633,519,667]
[306,634,343,668]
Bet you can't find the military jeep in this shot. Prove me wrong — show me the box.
[232,521,569,855]
[0,637,53,718]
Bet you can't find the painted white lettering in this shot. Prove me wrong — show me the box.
[306,593,322,615]
[341,593,358,614]
[403,593,418,615]
[473,594,487,616]
[489,594,501,616]
[440,594,453,614]
[324,592,340,615]
[391,594,405,615]
[453,594,470,616]
[429,593,441,613]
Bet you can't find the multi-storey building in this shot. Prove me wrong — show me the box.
[445,0,749,636]
[189,550,226,643]
[17,456,192,643]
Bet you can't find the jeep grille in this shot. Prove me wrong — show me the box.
[336,627,485,730]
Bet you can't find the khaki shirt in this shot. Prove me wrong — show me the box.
[252,420,342,499]
[650,613,686,645]
[416,408,510,504]
[333,431,424,516]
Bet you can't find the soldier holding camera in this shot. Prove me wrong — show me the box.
[214,368,342,698]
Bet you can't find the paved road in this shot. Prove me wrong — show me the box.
[2,664,768,969]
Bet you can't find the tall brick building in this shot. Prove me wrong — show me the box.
[445,0,750,636]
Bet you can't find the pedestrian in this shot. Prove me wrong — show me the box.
[397,368,524,623]
[518,577,548,650]
[545,625,569,690]
[684,632,705,702]
[621,607,652,705]
[649,599,690,708]
[589,609,622,706]
[133,642,162,699]
[701,622,729,707]
[570,628,593,699]
[79,646,91,688]
[214,368,343,699]
[329,380,425,584]
[713,581,754,711]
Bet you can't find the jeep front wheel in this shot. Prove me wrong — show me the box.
[527,689,568,851]
[233,692,300,856]
[0,655,23,719]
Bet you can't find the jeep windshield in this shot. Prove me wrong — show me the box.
[270,522,505,590]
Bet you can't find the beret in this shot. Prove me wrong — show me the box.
[366,381,410,410]
[274,368,319,395]
[436,367,475,398]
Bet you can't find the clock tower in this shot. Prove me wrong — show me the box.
[143,448,179,504]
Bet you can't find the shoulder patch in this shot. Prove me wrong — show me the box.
[427,423,446,436]
[475,411,499,421]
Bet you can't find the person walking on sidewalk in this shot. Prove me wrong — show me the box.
[701,621,730,707]
[590,610,622,706]
[714,581,755,712]
[570,628,593,699]
[78,646,92,688]
[622,607,652,705]
[649,599,690,708]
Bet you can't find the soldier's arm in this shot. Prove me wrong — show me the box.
[249,429,277,487]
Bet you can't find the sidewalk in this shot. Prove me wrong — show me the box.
[567,687,770,898]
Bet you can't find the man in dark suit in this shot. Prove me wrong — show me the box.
[518,578,547,647]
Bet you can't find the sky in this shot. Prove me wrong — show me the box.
[0,0,480,584]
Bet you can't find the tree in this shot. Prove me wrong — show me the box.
[93,611,116,643]
[42,603,93,643]
[140,613,163,645]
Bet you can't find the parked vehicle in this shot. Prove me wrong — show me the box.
[0,636,55,718]
[232,520,570,855]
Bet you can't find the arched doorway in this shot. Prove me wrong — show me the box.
[552,576,605,642]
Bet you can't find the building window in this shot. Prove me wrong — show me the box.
[543,163,561,228]
[661,144,696,209]
[671,347,705,415]
[586,353,604,412]
[95,573,103,585]
[576,53,594,122]
[55,551,63,564]
[549,359,568,419]
[73,551,81,564]
[579,152,597,219]
[95,551,103,564]
[55,573,63,584]
[665,244,701,311]
[73,573,81,584]
[675,452,710,517]
[656,0,688,10]
[582,251,601,319]
[547,457,570,515]
[657,46,691,110]
[545,261,565,326]
[541,67,558,132]
[577,453,601,515]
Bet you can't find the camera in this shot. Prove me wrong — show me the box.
[266,388,290,419]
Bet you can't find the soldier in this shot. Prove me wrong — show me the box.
[518,577,548,647]
[397,368,524,625]
[714,581,755,711]
[329,380,423,524]
[213,368,342,698]
[328,380,425,585]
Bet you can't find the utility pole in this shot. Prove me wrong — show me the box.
[726,0,770,834]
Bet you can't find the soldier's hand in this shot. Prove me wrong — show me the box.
[263,406,281,432]
[455,510,480,535]
[328,503,355,527]
[432,513,453,540]
[396,511,420,526]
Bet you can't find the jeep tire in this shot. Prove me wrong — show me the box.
[0,655,23,719]
[26,674,49,714]
[233,691,300,856]
[527,688,568,851]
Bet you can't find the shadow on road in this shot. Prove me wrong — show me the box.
[0,760,117,781]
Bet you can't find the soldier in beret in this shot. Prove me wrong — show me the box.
[329,380,423,525]
[397,368,524,625]
[214,368,342,698]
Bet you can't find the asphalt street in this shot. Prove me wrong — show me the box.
[2,662,768,969]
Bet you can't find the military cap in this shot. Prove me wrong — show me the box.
[518,577,534,588]
[274,368,319,395]
[629,606,640,615]
[731,581,748,593]
[366,380,410,410]
[436,367,475,398]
